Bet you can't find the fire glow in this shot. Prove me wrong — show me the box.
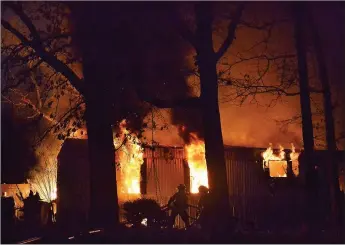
[29,159,57,203]
[290,143,300,176]
[185,133,209,193]
[261,143,300,177]
[115,120,144,198]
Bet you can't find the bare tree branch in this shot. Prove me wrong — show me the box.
[238,19,290,30]
[2,59,44,94]
[1,19,84,94]
[1,19,30,44]
[1,44,26,66]
[34,100,85,146]
[3,2,42,43]
[2,90,56,123]
[177,24,198,50]
[215,3,245,61]
[143,96,200,109]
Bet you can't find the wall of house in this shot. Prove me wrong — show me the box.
[142,146,338,230]
[56,139,341,230]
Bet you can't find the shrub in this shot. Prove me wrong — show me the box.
[123,198,167,228]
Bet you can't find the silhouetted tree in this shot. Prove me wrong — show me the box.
[292,1,317,230]
[307,3,343,229]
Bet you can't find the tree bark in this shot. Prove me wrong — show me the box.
[307,6,342,229]
[293,3,315,155]
[292,1,317,230]
[195,2,232,232]
[69,2,120,228]
[83,75,119,229]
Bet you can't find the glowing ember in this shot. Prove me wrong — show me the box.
[141,218,148,226]
[185,133,208,193]
[115,120,144,198]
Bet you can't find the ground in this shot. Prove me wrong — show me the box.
[10,226,345,244]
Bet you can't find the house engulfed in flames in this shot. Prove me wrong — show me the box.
[56,133,344,230]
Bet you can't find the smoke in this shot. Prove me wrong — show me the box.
[171,108,204,144]
[219,97,303,148]
[144,96,303,149]
[66,2,342,151]
[132,2,304,148]
[69,2,196,136]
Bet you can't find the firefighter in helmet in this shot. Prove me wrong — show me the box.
[197,185,210,211]
[197,185,212,230]
[168,184,189,228]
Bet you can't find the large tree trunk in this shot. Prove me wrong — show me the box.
[292,2,317,230]
[69,2,120,229]
[83,74,119,229]
[307,7,342,230]
[195,3,232,232]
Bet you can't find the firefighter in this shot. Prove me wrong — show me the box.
[24,191,41,228]
[197,185,212,230]
[168,184,190,228]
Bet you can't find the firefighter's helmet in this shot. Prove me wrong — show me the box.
[198,185,209,193]
[177,184,186,191]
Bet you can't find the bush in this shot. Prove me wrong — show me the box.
[123,198,168,228]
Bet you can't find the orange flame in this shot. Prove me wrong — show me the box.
[261,143,286,168]
[115,120,144,200]
[185,133,208,193]
[262,143,287,177]
[290,143,300,176]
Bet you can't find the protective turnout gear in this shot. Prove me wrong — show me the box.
[168,184,189,228]
[197,186,212,230]
[177,184,186,191]
[198,185,209,194]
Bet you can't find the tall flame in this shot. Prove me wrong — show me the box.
[290,143,300,176]
[115,120,144,200]
[185,133,208,193]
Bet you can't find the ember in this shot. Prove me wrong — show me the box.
[115,120,144,200]
[185,133,208,193]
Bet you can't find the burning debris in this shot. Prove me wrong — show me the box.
[115,120,144,200]
[185,133,209,193]
[261,143,300,177]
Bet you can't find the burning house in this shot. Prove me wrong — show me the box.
[56,137,344,230]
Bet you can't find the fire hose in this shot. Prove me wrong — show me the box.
[160,204,201,227]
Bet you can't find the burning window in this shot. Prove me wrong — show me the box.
[185,133,209,193]
[114,120,144,201]
[268,160,287,177]
[262,143,300,178]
